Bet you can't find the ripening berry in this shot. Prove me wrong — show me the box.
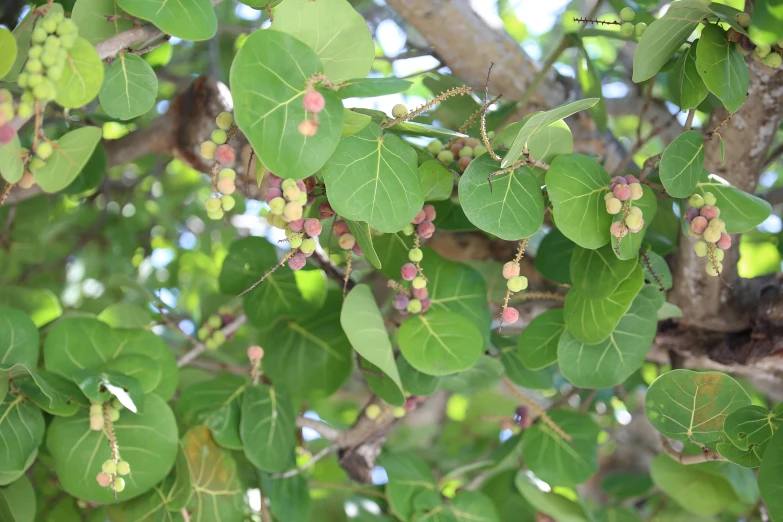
[459,146,474,158]
[283,185,301,202]
[296,191,308,206]
[90,404,103,415]
[281,178,297,190]
[300,238,317,255]
[298,119,318,137]
[702,192,717,206]
[333,220,349,236]
[688,193,705,209]
[269,213,287,229]
[684,207,699,224]
[620,7,635,22]
[437,150,454,163]
[706,262,723,276]
[217,177,236,195]
[629,183,643,201]
[613,184,632,201]
[303,91,326,113]
[427,140,443,154]
[708,218,725,233]
[628,217,645,233]
[338,233,355,250]
[457,156,472,172]
[623,175,639,184]
[502,261,520,279]
[247,346,265,361]
[215,144,235,165]
[211,129,227,145]
[606,197,622,215]
[392,104,408,118]
[0,124,15,145]
[693,241,709,257]
[735,12,750,28]
[736,42,753,56]
[96,472,112,488]
[629,205,643,218]
[635,22,647,36]
[412,286,428,300]
[412,276,427,290]
[269,197,286,215]
[110,408,120,422]
[353,243,364,256]
[36,141,53,160]
[90,414,104,431]
[610,221,627,238]
[304,218,322,237]
[612,176,629,186]
[411,209,426,225]
[620,22,635,37]
[717,233,731,250]
[288,234,303,249]
[703,227,721,243]
[701,204,721,220]
[451,142,464,157]
[407,298,423,314]
[418,221,436,239]
[268,174,283,188]
[288,251,307,270]
[423,204,437,222]
[295,179,307,192]
[507,276,528,293]
[366,404,382,419]
[502,307,519,324]
[102,460,117,475]
[16,171,35,189]
[401,263,418,281]
[421,298,432,313]
[402,224,415,236]
[200,141,216,160]
[116,461,130,476]
[216,111,234,130]
[318,202,335,219]
[288,218,305,233]
[409,248,423,262]
[690,216,708,234]
[393,294,410,311]
[283,202,303,221]
[222,195,236,211]
[114,477,126,493]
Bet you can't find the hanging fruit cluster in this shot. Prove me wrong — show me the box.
[197,308,235,350]
[96,457,131,493]
[500,260,528,324]
[606,175,645,240]
[299,90,325,136]
[395,205,439,315]
[201,112,237,220]
[684,192,731,276]
[428,135,488,173]
[619,8,647,38]
[729,21,783,69]
[88,398,123,431]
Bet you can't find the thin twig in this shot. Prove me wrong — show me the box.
[659,435,726,464]
[0,183,13,206]
[683,108,696,131]
[706,112,733,140]
[480,63,502,163]
[176,314,248,367]
[237,251,296,297]
[380,86,474,129]
[268,444,337,479]
[503,376,572,442]
[295,416,341,442]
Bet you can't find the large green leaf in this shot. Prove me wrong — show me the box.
[12,367,80,416]
[716,439,768,468]
[0,306,38,369]
[612,185,658,260]
[660,130,705,199]
[99,52,158,120]
[632,1,712,82]
[0,287,62,327]
[47,394,178,502]
[54,38,104,109]
[563,265,644,344]
[502,99,598,168]
[32,126,103,193]
[600,473,653,500]
[176,375,246,450]
[341,285,403,398]
[336,78,412,99]
[515,473,590,522]
[558,291,658,388]
[760,426,783,520]
[594,507,642,522]
[459,154,545,241]
[0,134,24,184]
[399,356,441,396]
[0,28,16,80]
[345,219,382,269]
[749,0,783,45]
[650,455,739,516]
[71,0,134,45]
[693,174,771,233]
[570,243,638,300]
[0,476,34,522]
[645,369,751,443]
[521,409,600,487]
[387,121,468,140]
[272,0,374,82]
[398,309,483,376]
[230,29,343,179]
[723,404,783,450]
[695,25,749,114]
[381,453,437,521]
[535,228,574,284]
[323,122,423,233]
[240,384,296,473]
[261,474,311,522]
[117,0,217,40]
[517,309,565,370]
[419,160,454,202]
[446,491,501,522]
[182,426,245,522]
[670,43,709,110]
[105,488,185,521]
[498,347,553,390]
[546,154,612,249]
[0,396,44,486]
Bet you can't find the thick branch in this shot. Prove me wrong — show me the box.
[660,436,726,464]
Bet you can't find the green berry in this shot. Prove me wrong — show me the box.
[44,36,60,49]
[688,194,705,209]
[205,198,221,213]
[216,111,234,130]
[29,157,46,170]
[25,59,42,74]
[110,408,120,422]
[408,248,423,262]
[116,461,131,476]
[507,275,528,293]
[437,150,454,163]
[219,168,236,180]
[102,460,117,474]
[89,404,103,415]
[114,477,126,493]
[366,404,382,419]
[281,178,297,190]
[41,18,57,34]
[620,7,635,22]
[406,298,422,314]
[473,144,487,157]
[620,22,635,37]
[427,140,443,154]
[47,66,63,81]
[635,22,647,37]
[300,238,316,255]
[693,241,708,257]
[212,330,226,345]
[756,44,772,59]
[197,327,210,340]
[269,197,286,215]
[706,262,722,276]
[288,233,303,248]
[763,53,782,69]
[28,45,43,59]
[60,33,77,50]
[735,12,750,28]
[205,338,218,350]
[200,141,216,160]
[221,195,236,211]
[56,19,77,36]
[702,192,717,206]
[32,28,47,43]
[392,104,408,118]
[412,276,427,289]
[36,141,53,160]
[402,224,415,236]
[211,129,227,145]
[458,146,473,158]
[392,407,406,418]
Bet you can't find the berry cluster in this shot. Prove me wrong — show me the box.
[606,175,645,240]
[330,217,362,255]
[395,205,438,315]
[96,458,130,492]
[0,90,15,145]
[684,192,731,276]
[200,112,237,220]
[196,310,234,350]
[428,136,488,173]
[298,91,325,137]
[89,398,123,431]
[730,22,783,69]
[500,261,529,324]
[619,8,647,38]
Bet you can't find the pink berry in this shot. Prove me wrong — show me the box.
[690,216,708,234]
[247,346,264,360]
[215,144,235,166]
[333,220,349,236]
[304,218,322,237]
[318,202,335,219]
[451,143,464,156]
[417,221,435,239]
[96,473,112,487]
[700,205,720,220]
[412,209,426,225]
[306,195,317,206]
[717,233,732,250]
[610,221,627,238]
[338,233,356,250]
[302,91,325,113]
[401,263,417,281]
[412,286,429,300]
[304,177,316,193]
[684,207,699,224]
[265,187,283,204]
[613,184,631,201]
[393,294,409,311]
[502,307,519,324]
[421,298,432,313]
[0,124,14,144]
[457,156,472,172]
[298,119,318,137]
[352,243,364,256]
[502,261,520,280]
[295,179,307,192]
[288,251,307,270]
[624,174,639,184]
[288,218,305,233]
[612,176,629,185]
[423,204,436,222]
[403,396,420,411]
[268,174,283,188]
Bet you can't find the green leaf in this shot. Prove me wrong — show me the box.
[117,0,217,40]
[546,154,612,249]
[176,375,246,450]
[387,121,469,140]
[230,29,343,179]
[493,119,573,174]
[707,3,751,35]
[558,291,658,388]
[498,347,553,390]
[323,122,423,233]
[535,229,575,284]
[642,250,673,290]
[449,490,501,522]
[368,232,413,280]
[341,109,372,137]
[0,287,62,327]
[723,404,783,450]
[341,284,403,396]
[336,77,412,99]
[0,305,38,369]
[694,175,772,233]
[502,99,599,168]
[182,426,245,521]
[398,309,483,376]
[645,369,751,443]
[650,455,739,515]
[345,220,382,269]
[632,1,712,82]
[517,309,565,370]
[0,134,24,184]
[570,243,638,300]
[659,130,705,198]
[272,0,374,82]
[54,37,104,109]
[99,52,158,120]
[0,396,44,486]
[105,489,185,521]
[600,473,653,500]
[72,369,145,412]
[442,355,505,393]
[716,439,767,468]
[31,126,103,193]
[419,160,454,202]
[363,358,406,406]
[12,368,80,416]
[399,356,441,396]
[612,185,658,259]
[240,384,296,473]
[563,265,644,344]
[695,25,749,114]
[515,472,590,522]
[576,46,607,132]
[104,354,161,394]
[521,409,600,487]
[459,154,545,241]
[0,28,16,80]
[261,474,311,522]
[760,426,783,520]
[257,291,352,398]
[97,302,152,329]
[47,393,177,502]
[381,453,437,521]
[749,0,783,45]
[594,507,642,522]
[0,476,34,522]
[71,0,134,45]
[670,44,709,110]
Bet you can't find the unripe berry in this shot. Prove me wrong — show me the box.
[412,276,427,290]
[411,209,426,225]
[288,234,303,248]
[474,144,487,157]
[736,42,753,56]
[304,218,322,237]
[32,28,47,44]
[457,156,472,172]
[353,243,364,256]
[437,150,454,163]
[90,404,103,415]
[269,213,287,229]
[620,22,635,37]
[248,346,265,360]
[427,140,443,154]
[215,144,235,165]
[90,414,104,431]
[702,192,717,206]
[423,204,437,222]
[216,111,234,130]
[763,53,782,69]
[283,202,303,221]
[300,238,317,255]
[96,473,112,488]
[221,195,236,211]
[708,218,725,233]
[417,221,435,239]
[412,286,429,300]
[211,129,227,145]
[507,275,528,292]
[688,194,705,209]
[303,91,326,113]
[706,262,723,276]
[110,408,120,422]
[717,233,731,250]
[17,103,33,119]
[391,103,408,118]
[29,157,46,170]
[318,202,335,219]
[703,226,721,243]
[402,224,415,236]
[620,7,635,22]
[298,119,318,137]
[700,205,719,220]
[296,191,308,206]
[694,241,709,257]
[606,197,622,215]
[17,171,36,189]
[393,294,410,311]
[281,178,297,189]
[451,142,464,157]
[102,460,117,474]
[690,216,708,234]
[366,404,382,419]
[205,198,222,213]
[459,146,474,158]
[288,251,307,270]
[197,326,210,341]
[116,461,130,476]
[0,124,14,145]
[628,217,645,233]
[269,197,286,215]
[408,248,423,262]
[610,221,627,238]
[288,218,305,233]
[338,233,355,250]
[502,261,520,279]
[200,141,216,160]
[502,307,519,324]
[635,22,647,37]
[392,406,407,418]
[36,141,53,160]
[56,19,77,35]
[217,177,236,195]
[401,263,417,281]
[407,298,423,314]
[114,477,126,493]
[613,184,632,201]
[735,12,750,28]
[333,220,349,236]
[629,183,643,201]
[629,206,643,218]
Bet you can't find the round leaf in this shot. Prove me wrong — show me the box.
[240,385,297,473]
[0,134,26,184]
[695,25,749,114]
[570,243,638,300]
[0,396,44,485]
[0,475,34,522]
[642,250,673,290]
[535,228,575,284]
[230,29,343,179]
[0,287,62,327]
[54,38,104,108]
[117,0,217,40]
[516,472,590,522]
[99,52,158,120]
[0,28,17,80]
[760,426,783,520]
[659,130,705,198]
[650,454,738,516]
[419,160,453,202]
[723,404,782,450]
[104,354,161,394]
[380,453,436,521]
[71,0,134,45]
[176,375,246,450]
[12,367,81,417]
[32,126,103,193]
[337,78,412,99]
[0,305,39,369]
[517,309,565,370]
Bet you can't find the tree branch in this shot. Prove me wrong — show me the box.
[295,417,342,442]
[659,436,726,464]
